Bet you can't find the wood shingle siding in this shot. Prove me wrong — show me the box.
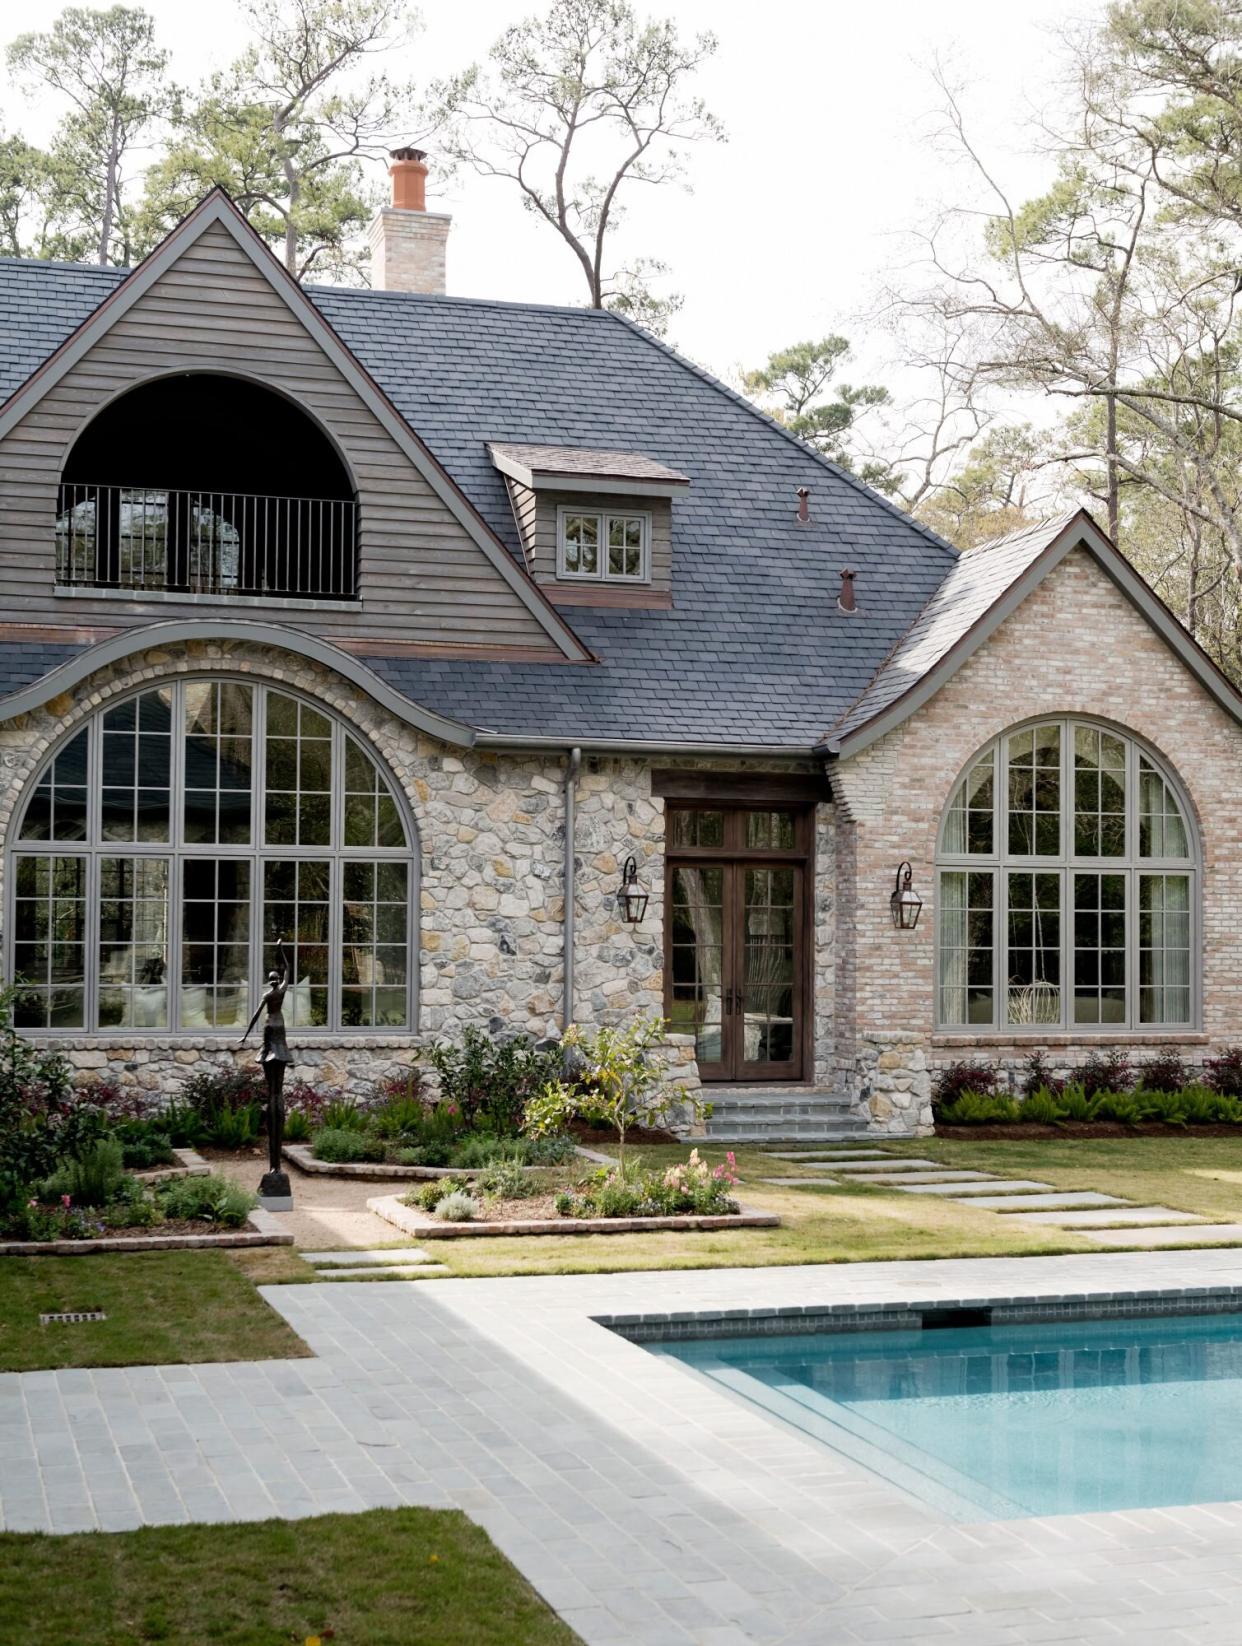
[0,220,569,654]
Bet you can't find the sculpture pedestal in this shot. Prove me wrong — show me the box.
[258,1168,293,1212]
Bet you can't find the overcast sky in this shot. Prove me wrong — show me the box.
[3,0,1080,384]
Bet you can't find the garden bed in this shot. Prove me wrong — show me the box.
[283,1141,591,1180]
[937,1121,1242,1139]
[0,1205,293,1257]
[368,1191,779,1239]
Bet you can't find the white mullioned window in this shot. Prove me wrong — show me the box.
[557,506,649,581]
[936,718,1197,1032]
[7,678,416,1035]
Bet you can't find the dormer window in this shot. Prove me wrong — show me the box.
[559,508,649,582]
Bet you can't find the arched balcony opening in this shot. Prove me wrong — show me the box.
[57,374,358,601]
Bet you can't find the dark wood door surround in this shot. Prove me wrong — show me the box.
[662,784,819,1085]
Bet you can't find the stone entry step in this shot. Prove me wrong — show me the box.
[1004,1206,1208,1228]
[767,1149,895,1162]
[814,1157,944,1173]
[843,1170,994,1186]
[702,1086,874,1144]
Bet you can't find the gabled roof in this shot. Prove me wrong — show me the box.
[0,189,590,665]
[825,508,1242,756]
[488,441,690,497]
[0,223,966,750]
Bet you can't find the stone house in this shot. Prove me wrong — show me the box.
[0,155,1233,1140]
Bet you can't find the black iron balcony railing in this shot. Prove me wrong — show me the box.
[56,483,359,601]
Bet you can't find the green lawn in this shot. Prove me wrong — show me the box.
[0,1250,308,1372]
[0,1509,579,1646]
[393,1135,1242,1279]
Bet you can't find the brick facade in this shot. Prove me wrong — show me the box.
[832,546,1242,1128]
[367,207,451,295]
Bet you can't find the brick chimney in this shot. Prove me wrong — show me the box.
[367,148,451,295]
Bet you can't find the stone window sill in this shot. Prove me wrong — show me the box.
[931,1032,1210,1048]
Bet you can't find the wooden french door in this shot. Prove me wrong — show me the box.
[666,803,810,1082]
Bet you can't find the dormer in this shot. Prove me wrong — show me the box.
[489,442,689,608]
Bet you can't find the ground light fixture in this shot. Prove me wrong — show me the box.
[890,860,923,930]
[618,855,650,923]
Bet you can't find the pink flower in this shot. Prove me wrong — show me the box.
[61,1194,72,1209]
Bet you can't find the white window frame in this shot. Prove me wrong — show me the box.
[934,716,1200,1035]
[556,505,650,583]
[6,675,419,1038]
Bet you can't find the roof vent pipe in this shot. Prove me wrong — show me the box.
[795,486,811,525]
[838,567,857,615]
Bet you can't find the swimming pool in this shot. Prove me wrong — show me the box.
[649,1312,1242,1519]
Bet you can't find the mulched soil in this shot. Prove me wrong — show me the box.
[569,1120,679,1146]
[936,1121,1242,1139]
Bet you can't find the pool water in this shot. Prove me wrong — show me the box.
[650,1313,1242,1519]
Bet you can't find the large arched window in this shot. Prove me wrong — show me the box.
[8,680,414,1034]
[936,718,1197,1031]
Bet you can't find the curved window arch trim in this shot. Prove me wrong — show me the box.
[0,621,476,748]
[6,676,421,1037]
[56,367,362,500]
[935,715,1200,1034]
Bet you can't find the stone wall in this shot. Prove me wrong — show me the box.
[830,545,1242,1133]
[847,1032,933,1135]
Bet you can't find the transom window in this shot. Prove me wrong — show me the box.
[8,680,414,1035]
[936,719,1196,1032]
[557,506,649,581]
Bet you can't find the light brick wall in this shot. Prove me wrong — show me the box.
[832,545,1242,1124]
[367,208,450,294]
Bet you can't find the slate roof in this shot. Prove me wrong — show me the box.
[0,253,961,750]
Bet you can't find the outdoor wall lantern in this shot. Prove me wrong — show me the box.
[890,861,923,930]
[619,856,650,924]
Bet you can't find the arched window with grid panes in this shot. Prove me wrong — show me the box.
[936,719,1198,1032]
[7,679,416,1034]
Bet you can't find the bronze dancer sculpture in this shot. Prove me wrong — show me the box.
[238,938,293,1209]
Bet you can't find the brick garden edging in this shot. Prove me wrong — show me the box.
[0,1206,294,1257]
[368,1191,780,1240]
[283,1142,593,1180]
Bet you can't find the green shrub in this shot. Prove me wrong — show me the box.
[409,1173,472,1212]
[478,1160,537,1200]
[394,1141,452,1167]
[101,1191,164,1229]
[1093,1091,1144,1128]
[312,1127,387,1163]
[1205,1048,1242,1097]
[936,1091,1020,1125]
[1078,1048,1132,1097]
[424,1026,562,1137]
[1019,1051,1063,1098]
[1018,1089,1065,1126]
[205,1103,261,1150]
[181,1066,265,1121]
[158,1173,257,1226]
[0,988,79,1207]
[368,1092,431,1140]
[932,1060,1001,1111]
[114,1120,175,1169]
[435,1189,480,1222]
[1057,1084,1097,1122]
[283,1109,312,1144]
[2,1200,101,1241]
[156,1096,205,1148]
[41,1137,127,1207]
[554,1190,574,1216]
[320,1097,366,1132]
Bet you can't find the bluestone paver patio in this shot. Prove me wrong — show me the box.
[8,1251,1242,1641]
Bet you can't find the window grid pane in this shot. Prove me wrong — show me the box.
[98,856,169,1028]
[1006,871,1061,1025]
[265,692,332,846]
[1139,757,1190,859]
[1139,873,1192,1025]
[343,733,408,849]
[1072,871,1127,1025]
[19,727,89,842]
[938,870,994,1026]
[1007,724,1060,855]
[12,855,87,1028]
[181,859,251,1029]
[183,681,253,845]
[561,513,600,576]
[263,858,330,1027]
[100,689,172,843]
[943,754,994,855]
[341,860,409,1026]
[1073,725,1127,857]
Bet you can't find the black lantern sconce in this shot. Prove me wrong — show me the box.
[890,861,923,930]
[618,856,650,924]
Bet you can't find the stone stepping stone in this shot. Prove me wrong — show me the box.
[1081,1223,1242,1248]
[949,1191,1126,1211]
[839,1169,995,1186]
[1003,1206,1208,1228]
[894,1179,1050,1196]
[767,1150,895,1163]
[302,1248,433,1267]
[814,1157,943,1173]
[318,1265,448,1278]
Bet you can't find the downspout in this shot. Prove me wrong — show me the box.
[563,746,582,1033]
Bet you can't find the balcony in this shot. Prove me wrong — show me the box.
[55,483,359,602]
